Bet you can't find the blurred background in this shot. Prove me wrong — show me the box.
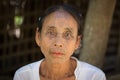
[0,0,119,80]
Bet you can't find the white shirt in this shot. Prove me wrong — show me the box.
[13,57,106,80]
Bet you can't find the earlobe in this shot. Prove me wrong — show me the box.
[75,35,82,49]
[35,28,41,47]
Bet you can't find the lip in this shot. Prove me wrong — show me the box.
[51,52,64,56]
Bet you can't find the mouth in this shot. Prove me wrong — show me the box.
[51,52,64,56]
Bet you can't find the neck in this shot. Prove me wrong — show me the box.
[40,58,76,79]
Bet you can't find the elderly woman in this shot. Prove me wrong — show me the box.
[13,4,106,80]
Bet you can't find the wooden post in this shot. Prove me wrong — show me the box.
[79,0,116,68]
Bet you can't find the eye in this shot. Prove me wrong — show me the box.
[63,31,73,40]
[46,30,57,38]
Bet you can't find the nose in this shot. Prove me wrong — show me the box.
[54,35,63,47]
[54,43,62,47]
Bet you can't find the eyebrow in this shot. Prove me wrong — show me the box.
[47,26,56,30]
[65,27,73,33]
[48,26,55,28]
[47,26,73,33]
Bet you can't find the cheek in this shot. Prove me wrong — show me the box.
[40,37,51,55]
[65,41,77,54]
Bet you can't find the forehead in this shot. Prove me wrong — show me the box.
[43,9,78,29]
[51,9,71,19]
[47,9,75,21]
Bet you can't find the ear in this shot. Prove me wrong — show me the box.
[75,35,82,49]
[35,28,41,47]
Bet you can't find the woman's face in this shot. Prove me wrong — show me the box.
[36,10,81,63]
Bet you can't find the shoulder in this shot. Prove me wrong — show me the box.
[78,61,101,71]
[13,59,43,80]
[72,57,103,73]
[77,60,103,72]
[74,58,106,80]
[16,60,41,73]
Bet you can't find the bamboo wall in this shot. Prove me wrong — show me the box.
[0,0,119,79]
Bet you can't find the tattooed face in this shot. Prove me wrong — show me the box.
[36,9,81,63]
